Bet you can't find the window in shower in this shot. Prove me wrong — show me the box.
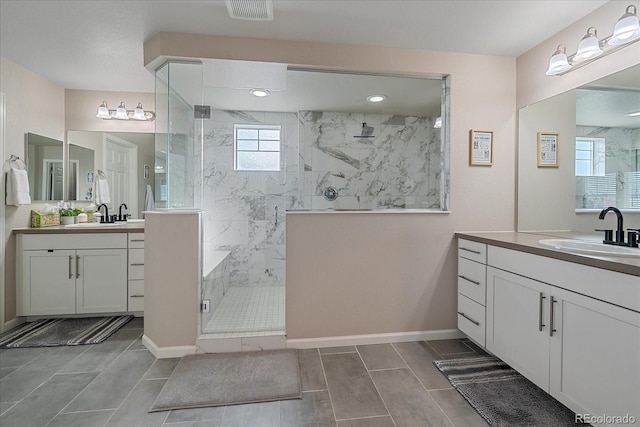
[234,124,282,171]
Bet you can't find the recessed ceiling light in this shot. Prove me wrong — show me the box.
[627,111,640,117]
[366,95,387,103]
[251,89,270,97]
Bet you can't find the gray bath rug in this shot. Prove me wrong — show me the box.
[434,356,588,427]
[150,349,301,412]
[0,316,134,348]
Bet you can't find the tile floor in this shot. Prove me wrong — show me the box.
[0,317,489,426]
[203,287,285,337]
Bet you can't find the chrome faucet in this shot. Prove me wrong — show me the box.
[118,203,128,221]
[597,206,633,246]
[97,203,109,223]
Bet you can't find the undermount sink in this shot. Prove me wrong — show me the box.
[64,222,122,228]
[538,239,640,258]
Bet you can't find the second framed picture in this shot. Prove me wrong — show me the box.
[469,130,493,166]
[537,132,559,167]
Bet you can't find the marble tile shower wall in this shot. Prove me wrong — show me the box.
[201,110,299,287]
[299,111,442,209]
[575,126,640,208]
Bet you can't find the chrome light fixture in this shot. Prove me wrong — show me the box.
[545,4,640,76]
[95,101,156,121]
[573,27,603,62]
[250,89,270,97]
[366,94,387,103]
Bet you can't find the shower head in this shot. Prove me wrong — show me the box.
[358,122,374,138]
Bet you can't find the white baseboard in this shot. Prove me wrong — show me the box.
[286,329,464,349]
[1,317,25,334]
[142,334,197,359]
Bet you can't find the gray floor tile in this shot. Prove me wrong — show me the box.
[0,346,46,368]
[298,349,327,391]
[59,328,142,373]
[105,378,168,427]
[0,402,17,416]
[280,390,335,426]
[319,346,357,354]
[221,401,280,427]
[427,339,476,356]
[164,405,225,423]
[0,367,17,380]
[122,317,144,329]
[337,416,395,427]
[393,341,452,390]
[430,389,488,427]
[0,372,98,427]
[164,421,222,427]
[128,336,147,350]
[0,345,88,402]
[47,409,116,427]
[370,368,453,426]
[64,349,156,412]
[357,344,407,371]
[321,352,387,420]
[144,358,180,379]
[461,340,489,356]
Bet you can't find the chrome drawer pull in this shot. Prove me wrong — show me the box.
[458,275,480,285]
[130,239,144,242]
[130,263,144,266]
[550,297,557,337]
[458,311,480,326]
[69,255,73,279]
[76,255,80,279]
[539,292,546,331]
[460,247,481,255]
[130,294,144,298]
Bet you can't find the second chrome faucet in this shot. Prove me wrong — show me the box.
[596,206,639,248]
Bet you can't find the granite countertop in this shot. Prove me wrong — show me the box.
[13,221,144,234]
[456,231,640,277]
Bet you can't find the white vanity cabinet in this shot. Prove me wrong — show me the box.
[456,239,487,346]
[485,244,640,422]
[17,233,128,316]
[127,233,145,312]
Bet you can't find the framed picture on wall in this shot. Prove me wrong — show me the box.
[469,130,493,166]
[537,132,559,167]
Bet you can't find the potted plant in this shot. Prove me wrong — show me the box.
[60,208,80,225]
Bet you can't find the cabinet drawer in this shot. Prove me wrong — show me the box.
[458,239,486,264]
[128,280,144,312]
[129,248,144,265]
[22,233,127,250]
[128,233,145,249]
[458,257,486,305]
[458,293,486,347]
[129,265,144,280]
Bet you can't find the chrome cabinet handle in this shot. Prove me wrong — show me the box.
[69,255,73,279]
[539,292,546,331]
[458,275,480,285]
[457,311,480,326]
[130,239,144,242]
[130,263,144,266]
[130,294,144,298]
[459,247,481,255]
[549,296,557,337]
[76,255,80,279]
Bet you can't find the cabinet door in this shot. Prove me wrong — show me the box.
[76,249,128,313]
[20,250,76,315]
[550,287,640,421]
[486,266,551,391]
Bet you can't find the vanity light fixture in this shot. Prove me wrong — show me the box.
[366,94,387,103]
[628,111,640,117]
[434,116,442,128]
[250,89,270,97]
[95,101,156,121]
[545,4,640,76]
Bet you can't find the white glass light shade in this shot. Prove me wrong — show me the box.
[366,95,387,103]
[574,28,603,62]
[608,6,640,45]
[250,89,270,97]
[115,102,129,120]
[434,117,442,128]
[133,103,146,120]
[546,45,572,75]
[96,101,111,119]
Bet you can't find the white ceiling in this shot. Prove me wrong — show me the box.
[0,0,609,94]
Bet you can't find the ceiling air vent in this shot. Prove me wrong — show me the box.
[225,0,274,21]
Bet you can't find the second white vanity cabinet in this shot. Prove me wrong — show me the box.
[485,244,640,422]
[17,233,128,316]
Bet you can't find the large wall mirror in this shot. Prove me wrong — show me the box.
[25,132,64,201]
[67,131,155,219]
[518,64,640,232]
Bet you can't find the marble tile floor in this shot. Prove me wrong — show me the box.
[0,318,489,426]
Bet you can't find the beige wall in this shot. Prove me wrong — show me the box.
[1,57,66,327]
[144,33,518,340]
[516,2,640,109]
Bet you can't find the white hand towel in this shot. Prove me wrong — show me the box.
[144,184,155,211]
[93,172,111,205]
[6,166,31,206]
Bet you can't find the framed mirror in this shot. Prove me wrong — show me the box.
[25,132,64,201]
